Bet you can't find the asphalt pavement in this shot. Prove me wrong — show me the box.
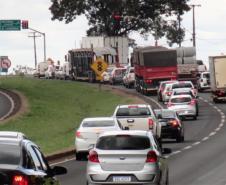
[56,89,226,185]
[0,91,13,120]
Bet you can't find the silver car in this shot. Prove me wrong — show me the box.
[86,130,170,185]
[167,94,197,120]
[75,117,122,160]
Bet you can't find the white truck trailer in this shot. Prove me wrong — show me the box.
[209,55,226,103]
[82,36,129,66]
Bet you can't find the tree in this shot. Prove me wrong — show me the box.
[49,0,190,45]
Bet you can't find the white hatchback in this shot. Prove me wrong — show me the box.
[167,95,197,120]
[75,117,122,160]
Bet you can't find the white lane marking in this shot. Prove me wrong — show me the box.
[0,91,15,121]
[171,150,181,155]
[192,142,201,146]
[209,132,216,136]
[183,146,192,150]
[215,127,221,132]
[202,137,209,141]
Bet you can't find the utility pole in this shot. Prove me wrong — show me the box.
[190,4,201,47]
[28,32,41,68]
[29,27,46,63]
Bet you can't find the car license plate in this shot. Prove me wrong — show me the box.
[113,176,131,182]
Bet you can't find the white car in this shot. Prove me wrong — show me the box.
[101,67,114,83]
[86,130,170,185]
[161,83,175,103]
[167,94,197,120]
[170,81,198,98]
[197,71,210,92]
[75,117,122,160]
[123,66,135,88]
[112,104,161,141]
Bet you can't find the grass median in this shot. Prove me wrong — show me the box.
[0,77,133,154]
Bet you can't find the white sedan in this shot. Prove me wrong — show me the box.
[75,117,122,160]
[167,94,197,120]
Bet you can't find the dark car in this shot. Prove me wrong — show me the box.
[0,134,67,185]
[154,109,184,143]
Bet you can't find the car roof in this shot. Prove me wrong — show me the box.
[0,131,27,139]
[117,104,149,108]
[82,117,115,122]
[160,80,177,85]
[99,130,150,137]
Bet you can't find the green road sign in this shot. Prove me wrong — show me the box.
[0,20,21,31]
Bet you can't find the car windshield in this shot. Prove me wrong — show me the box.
[0,144,21,165]
[172,83,193,89]
[171,97,191,103]
[82,120,115,127]
[116,107,151,116]
[96,135,151,150]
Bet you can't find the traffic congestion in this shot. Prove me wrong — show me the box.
[1,1,226,185]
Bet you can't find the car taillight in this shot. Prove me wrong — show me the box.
[148,118,154,129]
[12,175,28,185]
[190,99,196,105]
[146,150,157,163]
[166,91,172,96]
[170,120,179,127]
[75,131,82,138]
[88,150,99,163]
[145,79,152,84]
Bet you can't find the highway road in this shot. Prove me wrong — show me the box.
[0,91,14,120]
[56,90,226,185]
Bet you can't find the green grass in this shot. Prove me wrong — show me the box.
[0,77,133,154]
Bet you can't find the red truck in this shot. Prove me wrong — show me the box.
[132,46,177,94]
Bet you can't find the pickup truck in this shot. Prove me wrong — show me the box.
[112,104,162,141]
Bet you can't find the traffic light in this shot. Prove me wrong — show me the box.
[21,20,29,29]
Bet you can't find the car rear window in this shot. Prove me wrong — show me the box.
[174,91,193,96]
[116,107,151,116]
[96,135,151,150]
[172,83,193,89]
[82,120,115,127]
[161,111,176,119]
[171,97,191,103]
[0,144,21,165]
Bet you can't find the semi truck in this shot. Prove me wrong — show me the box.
[133,46,199,95]
[133,46,178,94]
[67,47,116,82]
[209,55,226,103]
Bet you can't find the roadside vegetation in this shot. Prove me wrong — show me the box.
[0,77,133,154]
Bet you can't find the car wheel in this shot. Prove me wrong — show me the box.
[75,152,83,161]
[193,116,197,120]
[166,170,169,185]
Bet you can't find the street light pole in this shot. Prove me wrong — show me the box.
[28,27,46,63]
[28,32,41,68]
[190,4,201,47]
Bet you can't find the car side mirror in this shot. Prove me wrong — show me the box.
[162,148,172,155]
[51,166,67,176]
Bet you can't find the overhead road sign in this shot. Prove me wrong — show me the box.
[0,20,21,31]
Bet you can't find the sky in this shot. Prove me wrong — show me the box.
[0,0,226,71]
